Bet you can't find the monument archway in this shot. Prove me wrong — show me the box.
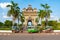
[27,20,32,26]
[22,5,37,27]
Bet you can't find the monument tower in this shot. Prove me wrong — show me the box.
[22,5,37,27]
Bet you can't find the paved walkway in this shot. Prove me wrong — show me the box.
[0,32,60,35]
[0,33,60,40]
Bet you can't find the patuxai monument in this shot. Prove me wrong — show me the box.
[22,5,37,27]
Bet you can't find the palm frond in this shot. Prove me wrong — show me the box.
[41,4,45,8]
[6,5,11,7]
[7,10,12,16]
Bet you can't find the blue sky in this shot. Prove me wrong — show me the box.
[0,0,60,22]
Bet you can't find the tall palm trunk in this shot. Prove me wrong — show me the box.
[22,22,23,26]
[12,17,15,30]
[45,16,48,28]
[40,18,42,26]
[18,16,19,28]
[35,21,38,26]
[45,9,48,28]
[40,18,43,28]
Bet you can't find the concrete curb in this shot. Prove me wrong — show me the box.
[54,30,60,32]
[0,30,12,33]
[0,30,60,33]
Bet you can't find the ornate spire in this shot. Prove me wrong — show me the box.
[28,4,31,7]
[27,4,33,10]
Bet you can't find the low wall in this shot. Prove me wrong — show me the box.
[53,30,60,32]
[0,30,60,33]
[0,30,12,33]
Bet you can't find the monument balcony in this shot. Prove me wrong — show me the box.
[23,11,37,13]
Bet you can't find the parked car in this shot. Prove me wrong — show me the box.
[27,26,39,33]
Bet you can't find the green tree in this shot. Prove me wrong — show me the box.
[6,1,20,30]
[0,22,4,28]
[38,10,45,25]
[41,4,52,27]
[35,17,39,25]
[57,23,60,30]
[20,14,25,25]
[42,21,57,30]
[48,21,57,26]
[15,6,20,26]
[4,20,12,28]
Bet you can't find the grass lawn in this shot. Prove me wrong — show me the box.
[0,28,11,30]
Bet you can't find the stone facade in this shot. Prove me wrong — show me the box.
[22,5,37,27]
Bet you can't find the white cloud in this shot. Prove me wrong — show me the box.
[50,15,59,21]
[3,16,10,18]
[3,15,12,18]
[42,15,59,21]
[0,2,11,9]
[2,12,12,18]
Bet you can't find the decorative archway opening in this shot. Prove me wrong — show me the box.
[27,17,33,26]
[27,20,32,26]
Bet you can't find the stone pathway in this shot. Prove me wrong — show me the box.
[0,33,60,40]
[0,32,60,35]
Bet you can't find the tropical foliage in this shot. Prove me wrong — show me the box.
[20,13,25,25]
[38,10,45,25]
[6,1,21,30]
[0,1,60,31]
[4,20,12,28]
[6,1,20,24]
[41,4,52,26]
[35,17,39,25]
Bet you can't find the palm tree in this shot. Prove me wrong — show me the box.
[35,17,39,25]
[20,14,25,25]
[41,4,52,27]
[38,10,45,25]
[6,1,20,30]
[16,6,20,27]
